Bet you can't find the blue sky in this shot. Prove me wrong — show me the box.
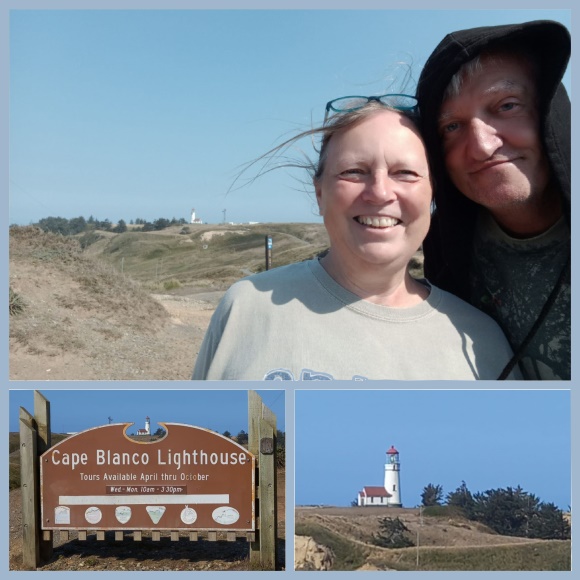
[8,7,571,226]
[295,389,571,510]
[9,388,285,435]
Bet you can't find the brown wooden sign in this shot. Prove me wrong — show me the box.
[40,423,255,531]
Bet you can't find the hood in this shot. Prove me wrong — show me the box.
[416,20,571,294]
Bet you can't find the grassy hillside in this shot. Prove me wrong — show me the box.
[9,223,423,380]
[9,227,193,379]
[295,507,570,571]
[81,223,330,290]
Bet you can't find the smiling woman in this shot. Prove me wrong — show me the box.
[191,99,520,381]
[314,106,432,307]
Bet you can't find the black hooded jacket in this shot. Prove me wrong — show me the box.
[417,20,571,301]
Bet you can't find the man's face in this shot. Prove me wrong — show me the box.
[438,53,550,216]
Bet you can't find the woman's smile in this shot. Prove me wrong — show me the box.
[356,215,401,228]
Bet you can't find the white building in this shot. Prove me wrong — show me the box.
[136,416,150,436]
[357,445,402,507]
[190,208,203,224]
[358,486,392,506]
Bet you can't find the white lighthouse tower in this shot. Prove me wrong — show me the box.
[384,445,402,507]
[190,208,196,224]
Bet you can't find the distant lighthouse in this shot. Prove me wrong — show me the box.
[384,445,402,507]
[136,416,151,436]
[357,444,403,507]
[190,208,196,224]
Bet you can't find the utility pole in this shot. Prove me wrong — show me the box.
[222,209,227,224]
[416,505,423,569]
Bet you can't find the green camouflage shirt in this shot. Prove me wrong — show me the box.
[471,212,570,380]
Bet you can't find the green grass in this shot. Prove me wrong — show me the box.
[86,223,330,287]
[74,222,426,292]
[295,522,366,571]
[422,505,466,518]
[162,278,182,291]
[388,541,571,571]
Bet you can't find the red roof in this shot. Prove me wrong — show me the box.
[362,486,392,497]
[386,445,399,455]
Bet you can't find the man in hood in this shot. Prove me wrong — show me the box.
[417,20,570,380]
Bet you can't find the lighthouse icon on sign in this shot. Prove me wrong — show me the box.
[384,445,402,507]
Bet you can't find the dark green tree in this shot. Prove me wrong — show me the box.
[113,219,127,233]
[154,217,171,230]
[276,431,286,468]
[446,480,475,518]
[37,216,70,235]
[222,430,232,438]
[276,429,285,448]
[236,430,248,445]
[95,218,112,231]
[471,486,539,537]
[528,502,571,540]
[421,483,443,506]
[68,216,87,234]
[372,517,415,548]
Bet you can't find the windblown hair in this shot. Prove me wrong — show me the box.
[230,101,421,195]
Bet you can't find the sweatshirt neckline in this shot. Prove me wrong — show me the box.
[307,258,441,322]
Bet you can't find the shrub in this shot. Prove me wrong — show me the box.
[78,230,102,249]
[9,287,25,316]
[276,446,285,468]
[372,516,415,548]
[163,278,182,291]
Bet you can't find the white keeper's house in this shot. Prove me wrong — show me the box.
[357,445,402,507]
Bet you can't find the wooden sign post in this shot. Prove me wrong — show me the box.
[20,391,52,570]
[248,390,277,570]
[20,390,278,571]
